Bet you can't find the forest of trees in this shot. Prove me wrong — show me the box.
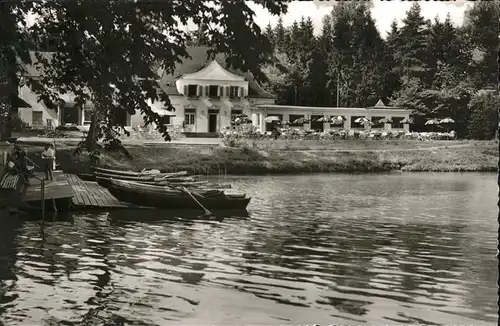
[261,2,499,139]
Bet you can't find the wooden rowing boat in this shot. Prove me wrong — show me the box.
[99,178,250,210]
[77,173,97,182]
[89,167,232,189]
[94,175,231,189]
[92,167,188,178]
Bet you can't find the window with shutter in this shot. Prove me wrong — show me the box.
[205,86,209,97]
[217,86,222,97]
[229,86,239,98]
[208,85,218,97]
[225,86,230,98]
[238,87,243,98]
[187,85,198,97]
[197,85,202,96]
[183,85,188,96]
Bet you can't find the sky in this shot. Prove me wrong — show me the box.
[24,1,472,40]
[247,0,472,39]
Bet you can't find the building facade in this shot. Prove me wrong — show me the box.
[16,48,410,134]
[16,47,275,133]
[251,100,411,132]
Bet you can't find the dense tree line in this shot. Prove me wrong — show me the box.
[262,2,499,139]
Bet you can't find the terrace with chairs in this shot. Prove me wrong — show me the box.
[222,114,458,141]
[249,100,412,133]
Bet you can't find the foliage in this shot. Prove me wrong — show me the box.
[462,1,500,89]
[11,115,29,131]
[0,2,34,140]
[261,1,496,140]
[468,90,499,140]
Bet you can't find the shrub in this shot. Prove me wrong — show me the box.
[56,125,81,131]
[468,90,499,140]
[11,115,29,131]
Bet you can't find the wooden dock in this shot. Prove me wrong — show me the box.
[23,171,73,203]
[21,171,149,210]
[65,173,148,209]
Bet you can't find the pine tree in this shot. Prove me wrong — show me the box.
[263,23,275,48]
[383,20,402,100]
[274,17,288,53]
[397,3,434,86]
[463,1,500,89]
[318,14,337,106]
[427,16,444,78]
[287,21,301,59]
[441,13,465,68]
[323,1,385,107]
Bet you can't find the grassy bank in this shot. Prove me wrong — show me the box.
[22,139,498,174]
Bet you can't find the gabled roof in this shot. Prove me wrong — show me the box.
[180,60,245,82]
[159,46,274,99]
[367,99,400,109]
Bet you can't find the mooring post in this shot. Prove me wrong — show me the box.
[40,178,45,222]
[52,198,58,213]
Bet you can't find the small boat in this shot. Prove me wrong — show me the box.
[92,167,188,178]
[99,178,251,210]
[96,176,231,190]
[77,173,96,182]
[91,167,231,189]
[94,172,156,182]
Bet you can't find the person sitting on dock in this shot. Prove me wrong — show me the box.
[41,144,55,181]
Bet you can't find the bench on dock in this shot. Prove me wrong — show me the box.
[1,173,20,189]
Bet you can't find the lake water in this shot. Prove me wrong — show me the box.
[0,173,497,325]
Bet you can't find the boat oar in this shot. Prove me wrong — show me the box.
[181,186,212,217]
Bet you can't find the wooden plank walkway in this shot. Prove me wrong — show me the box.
[23,171,73,203]
[65,173,149,209]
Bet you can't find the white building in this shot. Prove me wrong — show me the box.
[252,100,411,132]
[16,47,410,134]
[16,47,275,134]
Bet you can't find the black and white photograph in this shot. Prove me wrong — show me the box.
[0,0,498,325]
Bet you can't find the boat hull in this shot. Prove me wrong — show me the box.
[101,179,251,210]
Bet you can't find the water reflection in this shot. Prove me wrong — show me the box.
[0,173,497,325]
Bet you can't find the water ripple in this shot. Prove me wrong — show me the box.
[0,172,497,325]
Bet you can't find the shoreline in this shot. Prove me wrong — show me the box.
[19,139,498,175]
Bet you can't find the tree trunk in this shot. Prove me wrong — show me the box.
[0,103,11,141]
[0,2,19,141]
[84,113,99,151]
